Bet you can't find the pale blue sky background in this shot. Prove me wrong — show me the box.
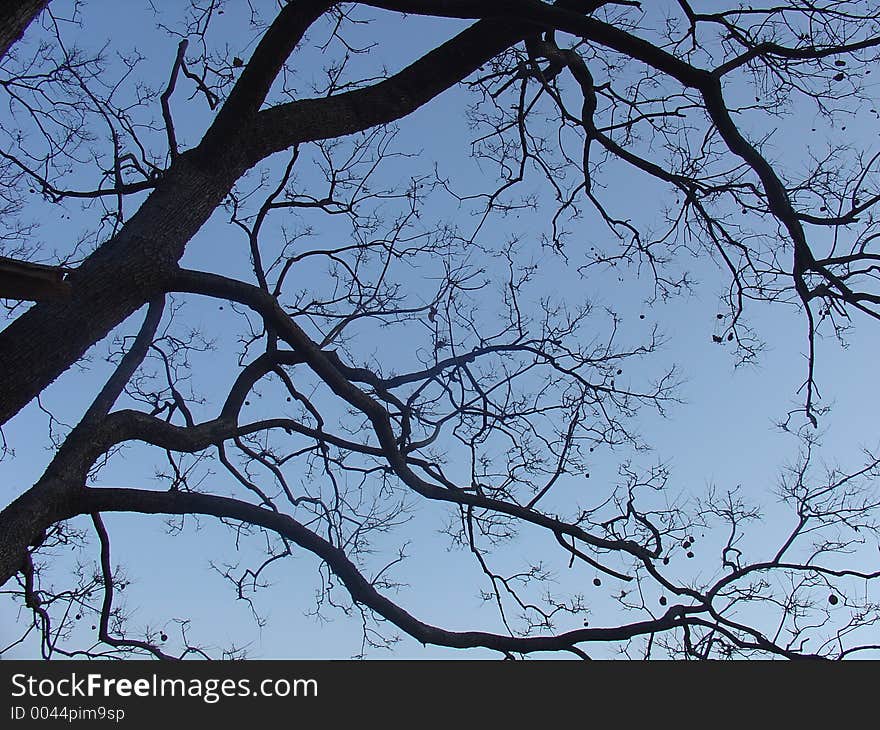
[1,1,878,659]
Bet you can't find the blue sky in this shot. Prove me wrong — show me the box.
[2,0,879,659]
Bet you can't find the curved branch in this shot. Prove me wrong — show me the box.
[75,486,694,655]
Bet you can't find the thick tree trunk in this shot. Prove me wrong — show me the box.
[0,4,532,586]
[0,142,256,584]
[0,479,75,584]
[0,0,49,60]
[0,13,525,427]
[0,145,248,427]
[0,0,333,428]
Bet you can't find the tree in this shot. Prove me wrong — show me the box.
[2,0,880,660]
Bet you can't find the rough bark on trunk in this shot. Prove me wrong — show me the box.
[0,0,49,60]
[0,130,261,585]
[0,2,541,587]
[0,145,248,426]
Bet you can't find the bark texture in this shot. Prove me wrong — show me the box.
[0,0,48,60]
